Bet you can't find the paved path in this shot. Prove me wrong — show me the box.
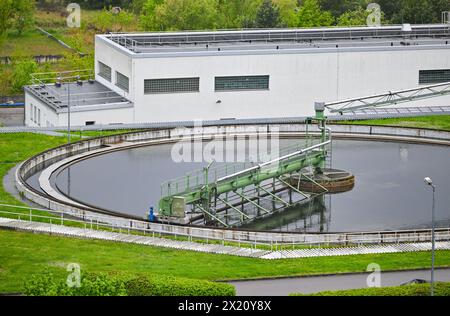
[1,217,450,260]
[230,268,450,296]
[0,108,24,127]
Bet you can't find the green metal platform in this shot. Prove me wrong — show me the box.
[158,112,331,227]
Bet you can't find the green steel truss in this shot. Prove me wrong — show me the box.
[158,114,331,227]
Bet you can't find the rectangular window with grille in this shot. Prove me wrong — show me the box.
[419,69,450,84]
[116,71,129,92]
[98,61,112,82]
[215,75,270,91]
[144,77,200,94]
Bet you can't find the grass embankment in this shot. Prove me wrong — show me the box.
[0,30,71,57]
[1,229,450,293]
[338,115,450,131]
[35,9,141,55]
[57,129,144,139]
[0,133,68,221]
[291,282,450,296]
[0,133,66,204]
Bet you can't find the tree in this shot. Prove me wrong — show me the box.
[0,0,35,40]
[255,0,282,28]
[217,0,262,29]
[0,0,15,41]
[141,0,219,31]
[296,0,334,27]
[11,58,38,93]
[139,0,164,30]
[337,8,368,26]
[337,5,387,27]
[96,8,135,32]
[319,0,366,18]
[12,0,36,35]
[374,0,402,22]
[391,0,436,24]
[428,0,450,23]
[273,0,299,27]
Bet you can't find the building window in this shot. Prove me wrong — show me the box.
[98,61,112,82]
[30,104,34,122]
[116,71,129,92]
[85,121,96,126]
[215,75,270,91]
[37,108,41,126]
[144,77,200,94]
[419,69,450,84]
[34,106,37,123]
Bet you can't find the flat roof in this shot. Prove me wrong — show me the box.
[25,80,132,113]
[100,24,450,56]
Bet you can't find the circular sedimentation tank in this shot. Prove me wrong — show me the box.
[19,127,450,234]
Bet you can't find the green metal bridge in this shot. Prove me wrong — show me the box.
[158,110,331,227]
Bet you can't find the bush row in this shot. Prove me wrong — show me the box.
[291,282,450,296]
[24,271,235,296]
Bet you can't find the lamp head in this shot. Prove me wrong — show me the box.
[424,177,433,186]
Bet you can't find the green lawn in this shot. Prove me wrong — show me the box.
[1,229,449,293]
[0,133,67,205]
[337,115,450,131]
[57,129,144,138]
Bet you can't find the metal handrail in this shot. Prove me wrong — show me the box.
[160,136,327,197]
[1,204,449,249]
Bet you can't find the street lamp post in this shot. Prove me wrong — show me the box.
[67,76,80,144]
[424,177,436,296]
[67,81,71,144]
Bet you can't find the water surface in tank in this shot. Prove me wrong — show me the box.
[46,139,450,233]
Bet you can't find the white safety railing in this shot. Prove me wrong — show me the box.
[1,203,449,250]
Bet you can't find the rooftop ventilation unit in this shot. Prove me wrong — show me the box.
[402,24,412,32]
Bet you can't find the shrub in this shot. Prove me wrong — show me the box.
[11,58,38,93]
[290,282,450,296]
[24,270,235,296]
[24,270,127,296]
[126,275,236,296]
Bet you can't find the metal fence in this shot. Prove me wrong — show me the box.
[1,106,450,134]
[1,203,449,249]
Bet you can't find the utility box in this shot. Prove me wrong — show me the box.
[171,196,186,218]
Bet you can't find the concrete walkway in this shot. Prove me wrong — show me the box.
[230,268,450,296]
[1,217,450,260]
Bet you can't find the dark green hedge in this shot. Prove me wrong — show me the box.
[291,282,450,296]
[125,275,235,296]
[24,270,235,296]
[24,271,127,296]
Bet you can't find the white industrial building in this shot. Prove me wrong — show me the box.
[25,24,450,127]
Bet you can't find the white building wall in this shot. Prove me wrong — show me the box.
[25,93,59,128]
[57,107,134,127]
[25,90,134,127]
[95,39,134,103]
[126,48,450,122]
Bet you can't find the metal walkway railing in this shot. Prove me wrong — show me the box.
[1,216,450,260]
[1,106,449,134]
[1,203,450,250]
